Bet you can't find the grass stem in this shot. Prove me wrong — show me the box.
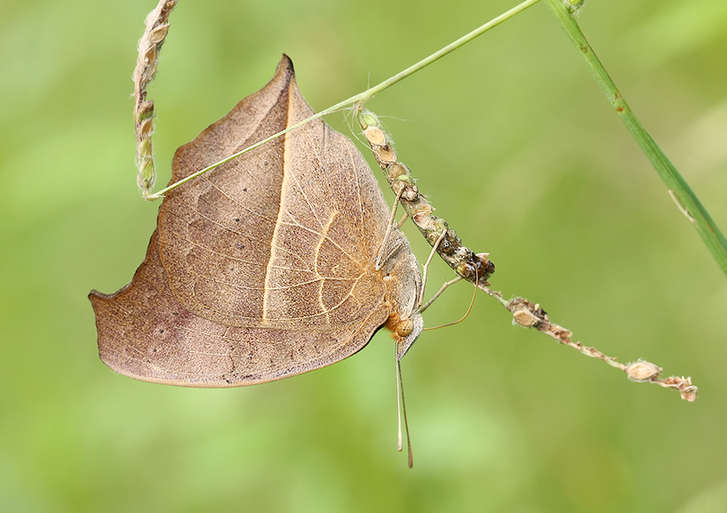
[545,0,727,274]
[144,0,542,199]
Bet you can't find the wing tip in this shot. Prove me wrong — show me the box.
[278,53,295,75]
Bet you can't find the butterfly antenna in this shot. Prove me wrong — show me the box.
[423,268,479,331]
[396,351,414,468]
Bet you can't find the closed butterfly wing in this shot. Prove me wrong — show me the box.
[89,56,422,386]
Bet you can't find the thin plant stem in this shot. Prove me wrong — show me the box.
[143,0,542,199]
[357,107,698,402]
[545,0,727,275]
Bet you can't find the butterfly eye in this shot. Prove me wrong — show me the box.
[395,318,414,338]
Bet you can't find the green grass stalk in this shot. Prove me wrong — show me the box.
[144,0,542,199]
[546,0,727,274]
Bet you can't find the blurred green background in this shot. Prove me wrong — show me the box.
[2,0,726,511]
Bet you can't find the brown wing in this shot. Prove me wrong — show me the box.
[157,55,392,329]
[90,233,390,386]
[89,55,416,386]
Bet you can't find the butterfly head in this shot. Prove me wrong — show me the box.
[385,309,423,360]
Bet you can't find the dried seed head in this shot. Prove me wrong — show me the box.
[625,360,662,382]
[149,23,170,44]
[412,205,433,224]
[138,138,152,157]
[359,110,380,129]
[402,185,418,201]
[440,238,453,254]
[512,307,539,327]
[475,252,495,279]
[136,101,154,121]
[364,126,387,146]
[144,45,157,66]
[553,328,572,341]
[456,262,477,280]
[680,384,698,402]
[388,163,408,180]
[391,180,417,202]
[137,159,156,190]
[139,118,154,138]
[375,146,396,163]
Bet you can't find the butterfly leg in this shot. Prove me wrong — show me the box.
[416,229,447,309]
[396,211,409,229]
[375,187,405,270]
[422,268,479,331]
[417,276,463,314]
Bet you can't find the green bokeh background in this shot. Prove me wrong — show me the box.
[2,1,726,511]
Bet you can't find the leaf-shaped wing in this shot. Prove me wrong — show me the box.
[89,56,419,386]
[90,233,390,386]
[157,55,392,329]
